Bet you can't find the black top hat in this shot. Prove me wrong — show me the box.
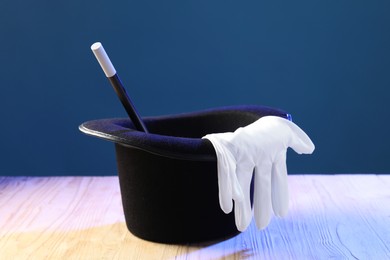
[80,105,289,243]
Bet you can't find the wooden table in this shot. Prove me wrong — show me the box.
[1,175,389,259]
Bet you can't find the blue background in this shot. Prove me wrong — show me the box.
[1,0,389,175]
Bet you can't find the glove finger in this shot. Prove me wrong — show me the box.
[225,149,243,203]
[253,161,273,230]
[204,136,234,214]
[271,152,289,217]
[284,119,315,154]
[215,140,236,214]
[234,164,254,231]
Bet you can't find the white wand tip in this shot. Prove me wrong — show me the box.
[90,42,116,78]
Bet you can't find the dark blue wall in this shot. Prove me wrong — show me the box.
[1,0,389,175]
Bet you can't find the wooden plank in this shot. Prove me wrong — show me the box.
[0,175,389,259]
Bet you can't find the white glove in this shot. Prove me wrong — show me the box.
[203,116,315,231]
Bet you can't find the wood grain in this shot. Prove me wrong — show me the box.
[0,175,389,259]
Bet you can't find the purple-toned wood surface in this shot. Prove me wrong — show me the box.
[0,175,389,259]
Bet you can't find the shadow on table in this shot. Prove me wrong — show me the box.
[172,232,255,260]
